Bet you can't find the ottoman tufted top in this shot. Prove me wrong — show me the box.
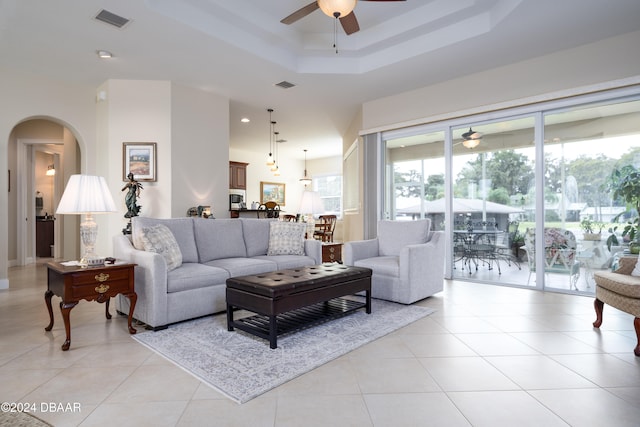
[227,264,372,298]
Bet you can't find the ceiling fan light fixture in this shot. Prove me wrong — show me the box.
[461,127,482,149]
[462,139,480,149]
[318,0,357,18]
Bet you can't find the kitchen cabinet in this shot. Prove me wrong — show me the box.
[229,161,248,189]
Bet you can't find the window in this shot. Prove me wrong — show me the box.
[313,174,342,218]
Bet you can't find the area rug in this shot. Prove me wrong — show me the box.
[0,411,53,427]
[132,298,435,403]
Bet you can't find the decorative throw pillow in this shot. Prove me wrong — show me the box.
[267,221,306,256]
[138,224,183,271]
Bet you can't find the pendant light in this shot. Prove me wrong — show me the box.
[266,108,275,167]
[300,149,312,186]
[271,131,280,174]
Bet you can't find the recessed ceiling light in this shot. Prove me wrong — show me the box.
[240,117,250,123]
[97,50,113,59]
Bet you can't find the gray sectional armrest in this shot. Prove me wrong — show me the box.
[304,239,323,264]
[113,234,169,327]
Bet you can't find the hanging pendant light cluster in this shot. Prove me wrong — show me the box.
[265,107,286,177]
[272,131,281,176]
[266,108,275,167]
[267,108,285,176]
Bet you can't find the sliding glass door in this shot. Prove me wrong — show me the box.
[380,89,640,295]
[450,118,535,286]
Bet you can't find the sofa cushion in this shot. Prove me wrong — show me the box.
[167,263,229,293]
[252,255,316,270]
[194,218,247,262]
[132,217,198,263]
[204,257,276,277]
[137,224,183,271]
[378,219,431,256]
[241,218,275,257]
[267,221,306,256]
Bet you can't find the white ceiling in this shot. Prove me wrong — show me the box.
[2,0,640,160]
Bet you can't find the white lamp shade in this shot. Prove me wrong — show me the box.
[318,0,357,18]
[56,174,117,214]
[299,190,325,215]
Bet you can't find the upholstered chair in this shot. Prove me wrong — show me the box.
[343,219,445,304]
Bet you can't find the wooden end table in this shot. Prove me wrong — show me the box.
[44,261,137,351]
[322,242,342,263]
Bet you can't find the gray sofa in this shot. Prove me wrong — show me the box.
[344,219,445,304]
[114,217,321,329]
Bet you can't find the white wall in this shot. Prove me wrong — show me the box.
[97,80,172,251]
[362,31,640,132]
[171,83,229,219]
[1,74,231,288]
[0,70,95,288]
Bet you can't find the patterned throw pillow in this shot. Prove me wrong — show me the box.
[267,221,306,256]
[139,224,183,271]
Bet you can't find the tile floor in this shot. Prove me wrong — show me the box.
[1,262,639,426]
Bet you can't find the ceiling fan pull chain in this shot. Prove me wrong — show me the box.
[333,16,338,54]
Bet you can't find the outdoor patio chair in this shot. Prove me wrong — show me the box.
[523,227,580,289]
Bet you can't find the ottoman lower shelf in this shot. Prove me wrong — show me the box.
[230,297,365,345]
[226,265,372,349]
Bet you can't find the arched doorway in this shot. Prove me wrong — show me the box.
[8,118,80,266]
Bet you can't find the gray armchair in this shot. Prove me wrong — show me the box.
[343,219,445,304]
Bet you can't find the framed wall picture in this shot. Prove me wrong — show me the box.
[260,181,285,206]
[123,142,157,182]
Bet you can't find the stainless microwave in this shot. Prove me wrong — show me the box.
[229,189,246,210]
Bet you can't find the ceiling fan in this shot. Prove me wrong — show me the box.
[281,0,406,35]
[460,128,483,149]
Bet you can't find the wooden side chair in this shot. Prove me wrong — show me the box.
[281,214,297,222]
[314,215,337,242]
[258,201,280,218]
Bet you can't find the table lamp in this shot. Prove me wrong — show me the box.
[299,190,325,238]
[56,174,117,267]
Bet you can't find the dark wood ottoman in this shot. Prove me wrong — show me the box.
[226,264,372,349]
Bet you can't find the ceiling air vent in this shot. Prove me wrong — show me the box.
[275,81,296,89]
[94,9,130,29]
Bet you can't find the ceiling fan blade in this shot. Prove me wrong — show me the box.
[281,1,319,25]
[340,12,360,35]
